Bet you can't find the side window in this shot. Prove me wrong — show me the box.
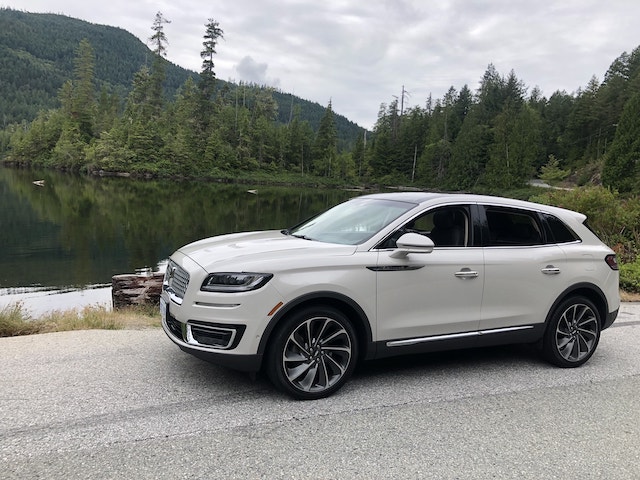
[542,213,580,244]
[406,207,469,247]
[377,206,470,249]
[485,207,543,246]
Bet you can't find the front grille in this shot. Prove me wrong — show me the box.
[165,260,190,300]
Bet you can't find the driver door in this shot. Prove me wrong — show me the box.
[374,206,484,342]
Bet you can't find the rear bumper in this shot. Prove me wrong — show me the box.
[602,307,619,330]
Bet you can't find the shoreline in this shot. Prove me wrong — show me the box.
[0,286,113,317]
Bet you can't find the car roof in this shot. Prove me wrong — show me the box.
[357,191,585,222]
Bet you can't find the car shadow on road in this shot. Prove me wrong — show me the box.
[164,342,547,401]
[354,343,544,379]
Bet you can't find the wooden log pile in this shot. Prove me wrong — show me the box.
[112,272,164,309]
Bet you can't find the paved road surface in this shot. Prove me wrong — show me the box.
[1,305,640,479]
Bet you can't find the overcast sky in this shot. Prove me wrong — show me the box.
[4,0,640,128]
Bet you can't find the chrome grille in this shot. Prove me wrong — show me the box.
[165,260,190,300]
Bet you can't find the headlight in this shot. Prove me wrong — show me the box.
[200,272,273,293]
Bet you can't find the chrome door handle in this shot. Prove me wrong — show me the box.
[542,265,561,275]
[455,268,479,279]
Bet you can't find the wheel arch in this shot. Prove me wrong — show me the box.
[257,291,375,362]
[545,282,609,328]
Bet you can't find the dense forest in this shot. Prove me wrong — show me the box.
[1,8,640,193]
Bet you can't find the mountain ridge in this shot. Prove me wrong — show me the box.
[0,8,363,142]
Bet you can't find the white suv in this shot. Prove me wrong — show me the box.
[161,192,620,399]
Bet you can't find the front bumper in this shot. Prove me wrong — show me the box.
[177,343,262,372]
[162,306,263,372]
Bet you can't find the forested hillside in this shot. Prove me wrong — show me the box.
[0,8,196,124]
[0,8,361,145]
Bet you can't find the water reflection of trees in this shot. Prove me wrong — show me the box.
[0,167,356,287]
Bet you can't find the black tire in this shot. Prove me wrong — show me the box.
[542,296,601,368]
[266,306,358,400]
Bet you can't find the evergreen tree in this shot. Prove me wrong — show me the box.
[541,91,574,163]
[284,108,314,174]
[484,103,542,188]
[312,101,338,176]
[148,12,170,116]
[149,11,170,58]
[477,64,505,121]
[351,130,366,178]
[447,106,490,190]
[200,19,224,100]
[369,101,400,177]
[565,76,603,164]
[602,92,640,191]
[71,38,96,141]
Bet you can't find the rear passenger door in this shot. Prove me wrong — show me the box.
[480,205,568,331]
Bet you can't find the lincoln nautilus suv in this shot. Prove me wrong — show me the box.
[161,192,620,399]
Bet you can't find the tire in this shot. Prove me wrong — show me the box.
[266,306,358,400]
[542,296,601,368]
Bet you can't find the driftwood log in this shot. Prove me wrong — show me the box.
[112,272,164,309]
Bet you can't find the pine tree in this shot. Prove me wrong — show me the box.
[312,101,338,176]
[149,11,170,58]
[602,92,640,191]
[200,19,224,100]
[71,38,96,141]
[148,12,170,116]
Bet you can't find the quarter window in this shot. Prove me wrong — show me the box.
[542,213,580,244]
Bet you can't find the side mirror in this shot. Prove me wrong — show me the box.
[389,232,435,258]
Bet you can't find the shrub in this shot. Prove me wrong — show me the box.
[620,261,640,293]
[530,187,640,262]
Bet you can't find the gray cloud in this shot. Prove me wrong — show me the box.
[235,55,279,87]
[5,0,640,128]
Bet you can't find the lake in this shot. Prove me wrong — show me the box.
[0,166,359,298]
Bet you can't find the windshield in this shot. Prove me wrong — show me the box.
[288,197,415,245]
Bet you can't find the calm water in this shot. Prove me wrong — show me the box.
[0,166,359,291]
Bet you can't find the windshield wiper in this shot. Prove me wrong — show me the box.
[291,233,313,240]
[281,229,312,240]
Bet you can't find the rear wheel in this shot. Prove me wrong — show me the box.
[266,306,358,400]
[542,296,601,367]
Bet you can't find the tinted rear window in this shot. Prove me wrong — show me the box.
[485,207,543,246]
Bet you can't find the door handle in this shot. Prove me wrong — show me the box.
[455,268,479,279]
[542,265,561,275]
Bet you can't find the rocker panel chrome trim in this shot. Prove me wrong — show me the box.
[386,325,535,347]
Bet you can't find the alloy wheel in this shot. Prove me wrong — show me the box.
[282,316,352,393]
[554,303,599,363]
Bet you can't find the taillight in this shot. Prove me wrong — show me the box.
[605,254,619,270]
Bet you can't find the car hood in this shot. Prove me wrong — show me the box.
[177,230,358,272]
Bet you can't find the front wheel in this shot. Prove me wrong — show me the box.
[266,306,358,400]
[542,296,601,368]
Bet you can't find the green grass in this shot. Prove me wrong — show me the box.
[0,303,161,337]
